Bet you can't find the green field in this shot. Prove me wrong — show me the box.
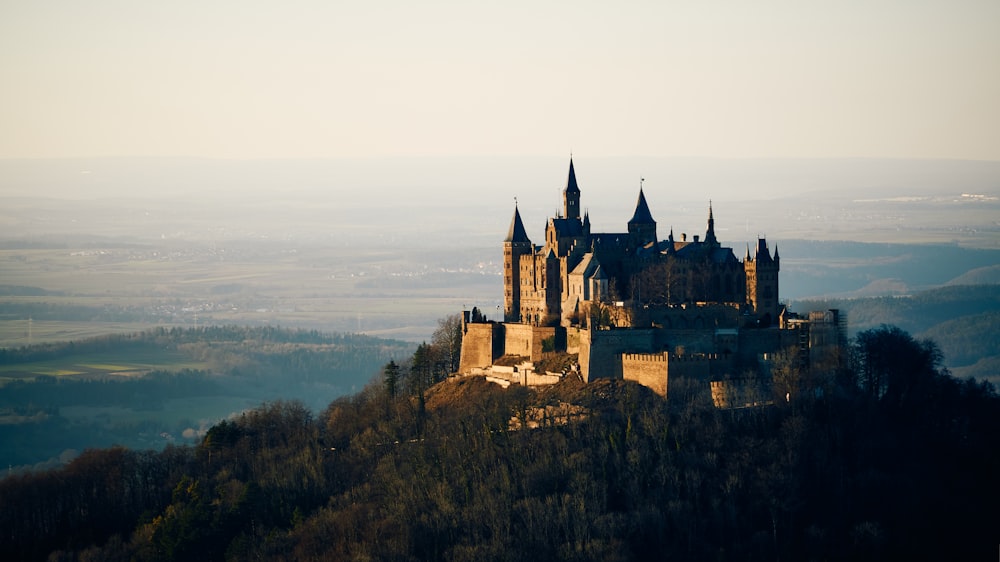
[0,319,177,348]
[0,348,210,384]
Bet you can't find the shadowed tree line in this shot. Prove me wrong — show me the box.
[1,323,998,561]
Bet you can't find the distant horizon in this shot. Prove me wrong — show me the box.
[2,155,998,202]
[1,156,998,253]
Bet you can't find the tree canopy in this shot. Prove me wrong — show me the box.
[2,322,998,561]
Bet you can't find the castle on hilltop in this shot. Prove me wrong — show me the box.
[460,159,844,403]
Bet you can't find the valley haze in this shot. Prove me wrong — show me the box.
[1,156,998,345]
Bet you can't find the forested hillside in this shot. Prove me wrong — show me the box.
[2,325,997,561]
[796,283,1000,381]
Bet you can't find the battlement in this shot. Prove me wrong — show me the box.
[670,352,729,362]
[621,352,667,363]
[710,378,773,409]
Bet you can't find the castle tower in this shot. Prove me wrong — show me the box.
[627,187,657,248]
[744,238,780,324]
[503,205,532,322]
[563,158,581,220]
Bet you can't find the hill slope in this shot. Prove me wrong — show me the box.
[3,367,998,561]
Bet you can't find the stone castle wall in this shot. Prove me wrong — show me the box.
[646,303,741,331]
[620,352,736,398]
[621,352,669,396]
[566,327,582,354]
[710,379,772,409]
[459,315,809,406]
[461,321,568,374]
[738,329,799,366]
[580,328,655,382]
[656,329,716,355]
[504,324,561,361]
[668,353,732,381]
[502,323,534,358]
[458,322,502,374]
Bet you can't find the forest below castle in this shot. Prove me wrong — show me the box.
[1,323,998,561]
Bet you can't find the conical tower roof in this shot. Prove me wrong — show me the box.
[565,158,580,194]
[628,188,655,225]
[505,205,530,243]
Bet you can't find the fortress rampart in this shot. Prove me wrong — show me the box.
[580,328,655,382]
[710,378,773,409]
[457,321,502,374]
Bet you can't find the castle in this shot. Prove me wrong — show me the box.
[459,159,844,403]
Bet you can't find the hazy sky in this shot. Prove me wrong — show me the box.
[1,0,998,161]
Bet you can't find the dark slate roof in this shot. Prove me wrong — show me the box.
[505,206,530,243]
[710,247,740,265]
[674,241,740,264]
[674,242,703,260]
[550,217,583,237]
[754,238,773,263]
[591,233,629,249]
[565,158,580,194]
[628,188,656,225]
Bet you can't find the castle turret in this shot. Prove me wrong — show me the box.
[744,237,780,324]
[627,187,657,248]
[503,205,532,322]
[563,158,581,220]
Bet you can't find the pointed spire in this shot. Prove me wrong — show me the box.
[565,158,580,194]
[705,200,718,246]
[563,157,581,219]
[756,238,771,262]
[745,244,752,261]
[505,204,530,243]
[628,188,655,225]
